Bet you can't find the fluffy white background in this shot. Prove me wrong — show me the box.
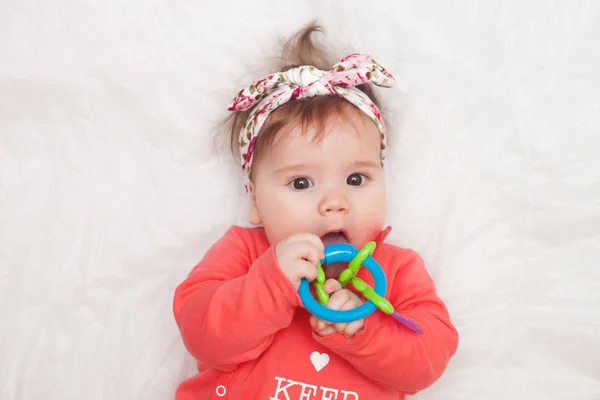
[1,1,599,399]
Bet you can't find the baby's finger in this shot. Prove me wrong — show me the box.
[316,325,336,337]
[309,315,319,331]
[333,291,363,334]
[340,295,366,336]
[317,318,329,331]
[299,259,319,281]
[329,293,354,333]
[289,234,325,259]
[342,319,365,338]
[309,315,331,332]
[290,241,321,264]
[326,289,352,311]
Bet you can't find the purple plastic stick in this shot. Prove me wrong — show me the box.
[392,312,424,335]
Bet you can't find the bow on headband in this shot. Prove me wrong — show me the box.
[228,53,395,192]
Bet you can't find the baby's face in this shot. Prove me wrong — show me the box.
[248,109,386,251]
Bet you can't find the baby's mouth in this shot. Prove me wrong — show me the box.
[320,231,349,246]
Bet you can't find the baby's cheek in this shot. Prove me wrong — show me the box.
[364,212,385,241]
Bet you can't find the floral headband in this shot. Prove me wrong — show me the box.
[227,53,395,192]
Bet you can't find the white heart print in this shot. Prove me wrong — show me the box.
[310,351,330,372]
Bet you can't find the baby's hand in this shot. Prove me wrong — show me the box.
[275,233,325,290]
[310,279,365,338]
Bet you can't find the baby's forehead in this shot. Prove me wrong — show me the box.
[279,107,379,144]
[267,118,382,164]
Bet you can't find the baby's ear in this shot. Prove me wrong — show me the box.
[248,182,262,225]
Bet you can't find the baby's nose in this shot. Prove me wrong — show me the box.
[318,192,349,215]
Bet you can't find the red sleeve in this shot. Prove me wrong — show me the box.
[312,249,459,394]
[173,226,302,371]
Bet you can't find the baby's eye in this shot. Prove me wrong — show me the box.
[290,177,313,190]
[347,173,367,186]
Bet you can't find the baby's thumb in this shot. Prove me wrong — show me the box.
[324,279,342,294]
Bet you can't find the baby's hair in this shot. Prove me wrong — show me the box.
[221,21,383,177]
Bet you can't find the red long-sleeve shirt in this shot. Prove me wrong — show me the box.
[173,226,458,399]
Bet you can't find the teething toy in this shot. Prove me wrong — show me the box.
[298,241,423,334]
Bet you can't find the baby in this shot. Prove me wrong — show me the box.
[173,22,458,400]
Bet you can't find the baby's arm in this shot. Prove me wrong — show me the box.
[173,227,302,371]
[312,249,459,394]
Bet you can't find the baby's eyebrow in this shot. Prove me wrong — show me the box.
[350,160,380,169]
[274,163,311,175]
[274,160,380,174]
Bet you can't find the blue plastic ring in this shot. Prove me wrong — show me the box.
[298,243,387,323]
